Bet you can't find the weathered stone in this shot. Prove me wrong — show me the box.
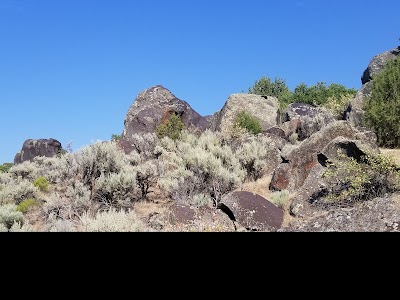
[14,138,63,165]
[270,121,374,192]
[285,195,400,232]
[283,103,335,140]
[213,94,279,133]
[122,85,210,141]
[166,203,235,232]
[361,47,400,85]
[220,191,284,231]
[345,82,373,128]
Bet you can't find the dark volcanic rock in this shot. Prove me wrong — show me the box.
[270,121,377,192]
[220,191,284,231]
[283,103,335,140]
[122,86,210,141]
[361,47,400,85]
[14,138,63,165]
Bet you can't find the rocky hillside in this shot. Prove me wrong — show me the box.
[1,47,400,232]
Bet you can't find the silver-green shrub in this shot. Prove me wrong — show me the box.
[0,204,24,229]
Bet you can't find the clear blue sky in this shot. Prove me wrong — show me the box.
[1,0,399,163]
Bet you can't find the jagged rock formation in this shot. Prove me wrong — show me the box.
[122,85,210,141]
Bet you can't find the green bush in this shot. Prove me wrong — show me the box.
[322,150,400,204]
[156,113,184,141]
[0,163,13,173]
[364,58,400,148]
[233,111,262,135]
[291,82,357,107]
[111,134,122,141]
[16,198,40,213]
[33,176,49,192]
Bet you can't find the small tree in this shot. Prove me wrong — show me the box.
[364,58,400,148]
[111,134,122,141]
[0,163,13,173]
[156,113,184,141]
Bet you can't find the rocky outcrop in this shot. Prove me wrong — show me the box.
[122,86,210,141]
[346,47,400,127]
[361,47,400,84]
[270,121,376,192]
[14,139,63,165]
[220,191,284,231]
[282,103,335,140]
[284,195,400,232]
[289,136,379,217]
[166,203,235,232]
[213,94,279,133]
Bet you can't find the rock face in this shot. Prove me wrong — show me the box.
[288,136,379,218]
[270,121,376,192]
[282,103,335,140]
[220,191,284,231]
[213,94,279,133]
[14,139,63,164]
[361,47,400,85]
[122,86,210,141]
[284,195,400,232]
[346,47,400,127]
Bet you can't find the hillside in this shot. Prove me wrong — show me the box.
[1,47,400,232]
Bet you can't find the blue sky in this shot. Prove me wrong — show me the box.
[0,0,399,163]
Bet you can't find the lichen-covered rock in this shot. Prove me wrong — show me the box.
[213,94,279,133]
[220,191,284,231]
[284,195,400,232]
[14,138,63,165]
[122,85,210,141]
[166,203,235,232]
[283,103,335,140]
[361,47,400,85]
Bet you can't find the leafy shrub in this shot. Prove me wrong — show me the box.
[291,82,357,107]
[248,76,291,100]
[233,111,262,135]
[16,198,40,213]
[322,150,400,205]
[111,134,122,141]
[156,113,184,141]
[0,204,24,229]
[33,176,49,192]
[0,163,13,173]
[364,58,400,147]
[324,94,354,120]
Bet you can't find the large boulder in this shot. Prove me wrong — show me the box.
[122,85,210,141]
[289,136,379,218]
[270,121,377,192]
[14,138,63,165]
[213,94,279,133]
[361,47,400,85]
[220,191,284,231]
[282,103,335,140]
[346,47,400,127]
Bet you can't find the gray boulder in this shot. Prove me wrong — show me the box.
[122,85,210,141]
[345,82,373,128]
[220,191,284,231]
[361,47,400,84]
[213,94,280,133]
[14,138,63,165]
